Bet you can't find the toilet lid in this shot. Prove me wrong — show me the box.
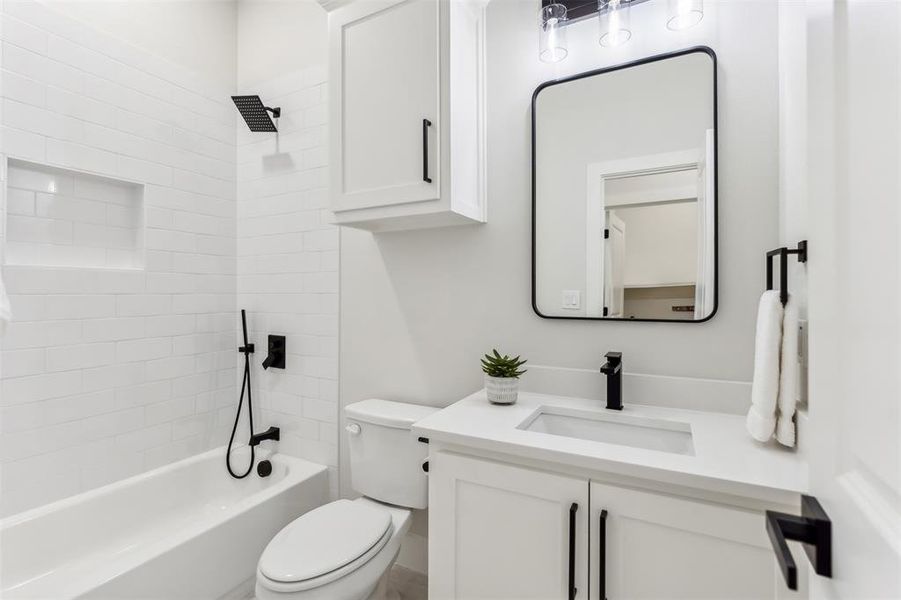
[259,499,392,584]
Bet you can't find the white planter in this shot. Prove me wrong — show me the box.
[485,376,519,405]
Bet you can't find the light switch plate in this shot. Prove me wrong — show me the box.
[562,290,581,310]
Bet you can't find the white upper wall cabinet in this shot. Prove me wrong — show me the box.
[329,0,487,231]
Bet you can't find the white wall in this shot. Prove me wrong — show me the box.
[617,201,698,287]
[777,0,808,322]
[340,0,781,494]
[235,0,338,497]
[237,0,327,89]
[42,0,237,88]
[0,0,238,515]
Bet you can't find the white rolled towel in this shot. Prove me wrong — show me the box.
[776,295,799,447]
[746,290,784,442]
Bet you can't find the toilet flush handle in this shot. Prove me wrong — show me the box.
[345,422,361,436]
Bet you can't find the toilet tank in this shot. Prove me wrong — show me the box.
[345,399,439,510]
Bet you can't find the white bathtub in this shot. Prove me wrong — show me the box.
[0,447,329,599]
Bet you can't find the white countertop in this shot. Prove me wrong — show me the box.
[413,390,808,503]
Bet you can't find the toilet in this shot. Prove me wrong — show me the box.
[255,399,439,600]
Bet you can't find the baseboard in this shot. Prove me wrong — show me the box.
[395,532,428,574]
[218,576,255,600]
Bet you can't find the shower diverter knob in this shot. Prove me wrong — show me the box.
[345,422,361,436]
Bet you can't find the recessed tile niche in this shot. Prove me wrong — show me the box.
[4,159,144,269]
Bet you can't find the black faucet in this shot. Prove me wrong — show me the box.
[249,426,280,447]
[600,351,623,410]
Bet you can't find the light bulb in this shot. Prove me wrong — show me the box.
[599,0,631,48]
[667,0,703,31]
[539,3,568,63]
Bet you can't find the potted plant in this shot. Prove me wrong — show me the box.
[481,349,527,405]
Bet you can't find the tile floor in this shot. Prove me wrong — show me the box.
[388,565,428,600]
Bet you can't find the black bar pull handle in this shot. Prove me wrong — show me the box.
[422,118,432,183]
[569,502,578,600]
[765,495,832,591]
[599,509,608,600]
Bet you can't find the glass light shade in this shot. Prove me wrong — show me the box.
[539,3,568,63]
[599,0,631,48]
[667,0,703,30]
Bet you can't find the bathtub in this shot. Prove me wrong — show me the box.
[0,446,329,599]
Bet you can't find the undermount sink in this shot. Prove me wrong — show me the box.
[517,406,695,456]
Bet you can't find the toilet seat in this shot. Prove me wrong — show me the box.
[257,500,393,592]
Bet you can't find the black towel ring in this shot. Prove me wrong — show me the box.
[766,241,808,306]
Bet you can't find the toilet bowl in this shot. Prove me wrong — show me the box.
[255,400,438,600]
[255,498,411,600]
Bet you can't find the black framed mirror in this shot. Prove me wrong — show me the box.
[532,47,718,322]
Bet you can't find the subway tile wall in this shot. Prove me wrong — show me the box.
[236,66,339,498]
[5,160,144,269]
[0,0,238,515]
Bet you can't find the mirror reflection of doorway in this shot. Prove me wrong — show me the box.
[582,139,715,321]
[603,212,625,318]
[605,198,698,320]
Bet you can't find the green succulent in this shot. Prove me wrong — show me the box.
[481,349,528,379]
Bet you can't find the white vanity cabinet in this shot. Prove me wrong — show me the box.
[590,482,780,600]
[429,451,787,600]
[328,0,487,231]
[429,452,589,600]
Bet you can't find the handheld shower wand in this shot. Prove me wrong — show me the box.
[226,310,281,479]
[226,309,257,479]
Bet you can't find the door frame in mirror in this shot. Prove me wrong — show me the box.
[531,46,718,323]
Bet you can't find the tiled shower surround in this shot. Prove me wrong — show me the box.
[0,0,337,515]
[236,66,339,497]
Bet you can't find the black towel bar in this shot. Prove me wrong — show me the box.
[766,241,808,306]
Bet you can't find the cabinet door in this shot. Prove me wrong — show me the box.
[330,0,439,212]
[590,482,782,600]
[430,452,589,600]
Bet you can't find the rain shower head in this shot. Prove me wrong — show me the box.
[232,95,280,132]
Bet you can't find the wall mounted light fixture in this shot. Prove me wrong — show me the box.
[538,0,704,61]
[667,0,704,30]
[539,3,569,63]
[598,0,631,48]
